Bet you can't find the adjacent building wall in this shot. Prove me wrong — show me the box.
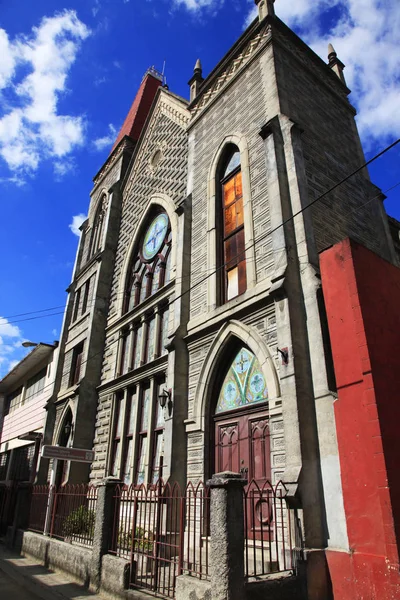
[321,238,400,599]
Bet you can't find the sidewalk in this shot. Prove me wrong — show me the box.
[0,544,108,600]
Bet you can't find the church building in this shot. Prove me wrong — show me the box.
[42,1,400,598]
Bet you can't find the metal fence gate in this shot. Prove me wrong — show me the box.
[0,484,17,535]
[111,481,210,598]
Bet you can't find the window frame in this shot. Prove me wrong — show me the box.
[108,379,166,487]
[217,147,247,305]
[123,212,171,315]
[69,342,84,387]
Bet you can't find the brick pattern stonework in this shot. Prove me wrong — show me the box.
[189,57,275,319]
[100,92,189,382]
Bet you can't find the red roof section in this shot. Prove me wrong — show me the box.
[111,70,163,153]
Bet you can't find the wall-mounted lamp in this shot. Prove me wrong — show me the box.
[158,388,172,411]
[64,421,74,439]
[277,347,289,365]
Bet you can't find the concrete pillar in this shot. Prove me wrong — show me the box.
[207,472,246,600]
[90,477,121,590]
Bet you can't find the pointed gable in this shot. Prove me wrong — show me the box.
[111,67,163,153]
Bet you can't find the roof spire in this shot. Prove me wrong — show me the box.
[327,43,346,86]
[110,68,162,153]
[188,58,204,103]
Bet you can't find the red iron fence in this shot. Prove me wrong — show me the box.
[28,484,50,534]
[28,484,98,547]
[110,481,210,598]
[243,480,303,579]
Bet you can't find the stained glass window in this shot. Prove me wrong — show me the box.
[219,146,246,304]
[133,326,142,369]
[215,347,268,414]
[146,317,156,363]
[123,212,171,314]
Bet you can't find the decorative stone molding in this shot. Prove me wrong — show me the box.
[190,24,272,120]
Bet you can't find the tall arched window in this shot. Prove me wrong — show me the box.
[89,195,107,258]
[218,145,247,303]
[123,211,172,314]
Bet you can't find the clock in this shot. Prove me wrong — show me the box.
[142,213,168,261]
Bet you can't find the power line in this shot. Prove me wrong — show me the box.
[14,167,400,397]
[1,138,399,333]
[2,136,399,328]
[0,306,66,321]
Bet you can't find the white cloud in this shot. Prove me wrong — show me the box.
[0,11,90,181]
[172,0,224,12]
[0,318,21,338]
[244,0,400,145]
[69,213,87,236]
[93,123,117,151]
[54,158,75,179]
[0,318,25,378]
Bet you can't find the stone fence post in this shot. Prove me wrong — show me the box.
[207,471,247,600]
[90,477,121,590]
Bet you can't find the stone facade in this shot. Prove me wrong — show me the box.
[47,10,398,600]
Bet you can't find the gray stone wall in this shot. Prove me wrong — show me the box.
[273,27,392,261]
[90,392,112,482]
[188,54,276,319]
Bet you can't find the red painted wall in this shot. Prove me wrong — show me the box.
[320,238,400,599]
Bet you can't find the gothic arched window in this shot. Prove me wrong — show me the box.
[218,146,247,303]
[89,195,107,258]
[124,212,171,314]
[216,347,268,414]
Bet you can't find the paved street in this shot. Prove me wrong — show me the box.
[0,566,44,599]
[0,546,108,600]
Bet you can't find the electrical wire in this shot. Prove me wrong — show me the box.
[8,164,400,397]
[1,136,399,329]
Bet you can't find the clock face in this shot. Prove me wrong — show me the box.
[142,214,168,261]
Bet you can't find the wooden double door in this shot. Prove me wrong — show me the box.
[214,407,271,539]
[214,407,271,482]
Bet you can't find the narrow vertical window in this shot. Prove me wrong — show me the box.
[121,387,136,485]
[160,308,169,356]
[72,288,81,322]
[110,393,124,477]
[145,316,156,363]
[133,325,143,369]
[151,382,165,482]
[89,195,107,258]
[136,387,150,484]
[119,329,131,375]
[82,277,91,314]
[70,342,84,386]
[218,147,247,303]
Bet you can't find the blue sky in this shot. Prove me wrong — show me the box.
[0,0,399,376]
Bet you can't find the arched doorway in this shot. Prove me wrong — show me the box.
[213,346,271,483]
[55,409,73,487]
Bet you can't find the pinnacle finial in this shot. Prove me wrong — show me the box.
[254,0,275,20]
[327,43,346,86]
[194,58,202,73]
[328,43,336,57]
